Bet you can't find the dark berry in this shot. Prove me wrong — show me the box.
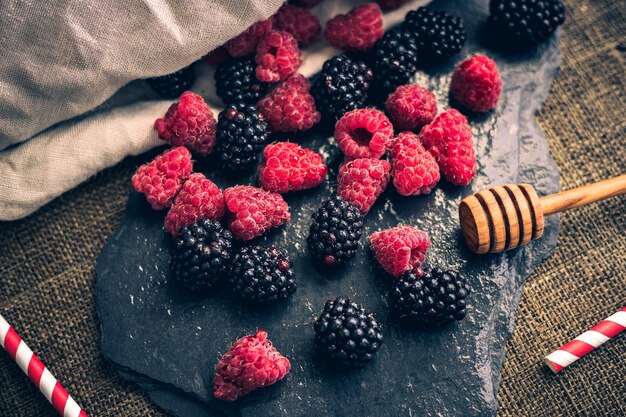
[489,0,565,46]
[307,196,364,267]
[215,58,271,104]
[391,267,471,326]
[371,28,419,96]
[216,103,269,171]
[146,65,195,99]
[402,6,465,63]
[170,219,234,292]
[229,245,297,304]
[314,296,383,368]
[312,55,373,121]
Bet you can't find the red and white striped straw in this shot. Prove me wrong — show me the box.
[0,313,88,417]
[545,306,626,373]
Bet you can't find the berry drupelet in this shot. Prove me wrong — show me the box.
[215,58,271,104]
[170,219,234,292]
[307,196,364,267]
[402,7,466,64]
[229,245,296,304]
[391,267,471,326]
[371,28,419,96]
[312,55,373,121]
[216,103,269,172]
[145,65,195,99]
[314,296,384,368]
[489,0,565,46]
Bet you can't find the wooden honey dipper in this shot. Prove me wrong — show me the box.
[459,174,626,254]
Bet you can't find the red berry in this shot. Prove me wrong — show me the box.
[154,92,217,156]
[201,46,229,65]
[131,146,193,210]
[164,173,225,236]
[420,109,476,186]
[385,84,437,131]
[334,108,394,159]
[258,142,327,193]
[273,4,321,47]
[369,226,430,277]
[225,17,274,57]
[257,74,321,132]
[324,3,384,52]
[337,158,391,215]
[255,31,302,82]
[450,54,502,113]
[213,330,291,402]
[224,185,290,241]
[375,0,408,10]
[390,132,440,196]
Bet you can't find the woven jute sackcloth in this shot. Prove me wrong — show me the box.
[0,0,624,415]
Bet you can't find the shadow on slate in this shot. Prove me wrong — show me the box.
[95,0,562,416]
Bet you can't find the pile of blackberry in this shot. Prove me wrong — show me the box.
[229,245,297,304]
[314,296,384,368]
[146,65,195,99]
[489,0,565,46]
[312,55,373,121]
[216,103,269,172]
[307,196,364,267]
[403,7,465,63]
[214,58,270,104]
[370,28,419,95]
[391,267,471,326]
[170,219,234,292]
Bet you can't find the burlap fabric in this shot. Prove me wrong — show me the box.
[0,0,624,415]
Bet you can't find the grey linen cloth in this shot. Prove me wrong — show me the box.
[0,0,427,220]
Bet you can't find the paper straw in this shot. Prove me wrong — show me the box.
[0,313,88,417]
[545,306,626,373]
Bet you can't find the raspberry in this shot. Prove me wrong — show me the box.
[334,108,394,159]
[324,3,383,52]
[369,226,430,277]
[420,109,476,186]
[375,0,407,9]
[213,330,291,401]
[390,132,440,196]
[371,29,419,95]
[201,46,229,66]
[215,58,271,104]
[257,74,321,132]
[384,84,437,131]
[258,142,327,193]
[450,54,502,113]
[154,92,217,156]
[145,65,195,99]
[164,173,225,236]
[489,0,565,46]
[225,17,274,58]
[255,31,301,83]
[224,186,291,241]
[337,158,391,215]
[131,146,192,210]
[273,4,321,47]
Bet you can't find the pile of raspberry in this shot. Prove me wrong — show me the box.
[130,1,518,402]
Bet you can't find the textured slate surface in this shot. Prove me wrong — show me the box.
[95,0,562,416]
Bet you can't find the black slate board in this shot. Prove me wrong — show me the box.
[95,1,562,416]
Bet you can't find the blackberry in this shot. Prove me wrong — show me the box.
[312,55,373,121]
[229,245,296,304]
[402,7,465,63]
[146,65,195,99]
[307,196,364,267]
[215,58,270,104]
[489,0,565,46]
[170,219,234,292]
[391,267,471,326]
[314,296,383,368]
[371,28,419,96]
[216,103,269,171]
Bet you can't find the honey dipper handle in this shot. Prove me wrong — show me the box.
[539,174,626,215]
